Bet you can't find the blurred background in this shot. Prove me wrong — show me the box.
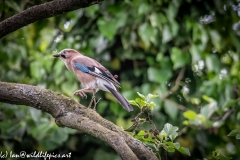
[1,0,240,159]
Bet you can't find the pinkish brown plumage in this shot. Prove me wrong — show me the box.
[53,49,133,112]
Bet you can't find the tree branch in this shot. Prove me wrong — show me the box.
[0,82,158,160]
[0,0,103,39]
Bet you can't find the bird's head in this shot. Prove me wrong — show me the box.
[53,49,80,61]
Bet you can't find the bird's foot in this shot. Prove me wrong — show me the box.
[73,89,95,99]
[73,89,99,109]
[73,90,87,99]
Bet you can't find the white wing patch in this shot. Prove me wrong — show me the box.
[94,67,102,74]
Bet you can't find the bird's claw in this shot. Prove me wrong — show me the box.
[73,90,87,99]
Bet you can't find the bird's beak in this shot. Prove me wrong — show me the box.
[53,53,60,57]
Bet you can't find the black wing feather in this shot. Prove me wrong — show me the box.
[87,66,120,88]
[104,84,133,112]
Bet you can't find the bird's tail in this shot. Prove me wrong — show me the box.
[104,85,133,112]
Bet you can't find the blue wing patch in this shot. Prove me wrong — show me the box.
[73,63,89,73]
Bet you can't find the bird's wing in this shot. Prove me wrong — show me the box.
[72,56,121,88]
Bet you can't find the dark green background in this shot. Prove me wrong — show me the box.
[1,0,240,159]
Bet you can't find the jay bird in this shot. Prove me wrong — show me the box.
[53,49,133,112]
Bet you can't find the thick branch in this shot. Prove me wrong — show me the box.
[0,0,103,38]
[57,113,137,160]
[0,82,158,160]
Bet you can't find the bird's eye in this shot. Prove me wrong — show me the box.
[61,54,66,59]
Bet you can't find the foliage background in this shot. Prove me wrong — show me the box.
[1,0,240,159]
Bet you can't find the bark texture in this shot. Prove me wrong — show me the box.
[0,82,158,160]
[0,0,103,38]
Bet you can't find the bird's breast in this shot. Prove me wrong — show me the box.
[73,70,95,86]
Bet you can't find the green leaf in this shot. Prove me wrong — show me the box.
[147,67,172,84]
[222,99,238,109]
[138,23,156,48]
[128,100,139,107]
[31,123,51,141]
[94,149,119,160]
[183,120,189,125]
[163,146,175,152]
[165,141,174,147]
[219,155,232,160]
[97,18,118,40]
[183,110,197,120]
[169,132,178,141]
[189,44,202,63]
[209,30,221,50]
[200,100,217,119]
[61,81,78,96]
[146,93,159,101]
[166,142,180,149]
[164,3,178,21]
[137,130,146,136]
[162,24,172,43]
[206,54,220,73]
[138,3,151,15]
[53,60,65,82]
[237,112,240,121]
[170,20,180,37]
[39,137,59,150]
[149,13,162,27]
[62,127,77,134]
[164,100,178,120]
[135,131,156,143]
[144,134,157,143]
[49,128,69,145]
[212,149,232,160]
[236,134,240,139]
[137,92,146,100]
[5,122,26,140]
[30,61,44,81]
[202,95,214,103]
[157,134,164,141]
[163,123,178,141]
[228,129,240,137]
[135,98,147,107]
[171,47,190,69]
[29,108,42,124]
[212,149,220,156]
[5,1,21,12]
[176,147,191,156]
[149,102,156,110]
[85,4,99,16]
[213,121,224,128]
[173,142,180,149]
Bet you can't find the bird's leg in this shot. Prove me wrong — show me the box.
[89,89,101,110]
[74,89,100,109]
[93,98,101,110]
[73,89,94,99]
[88,93,95,108]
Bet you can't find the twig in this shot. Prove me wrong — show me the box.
[162,67,186,100]
[164,99,188,111]
[178,126,188,136]
[221,109,234,121]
